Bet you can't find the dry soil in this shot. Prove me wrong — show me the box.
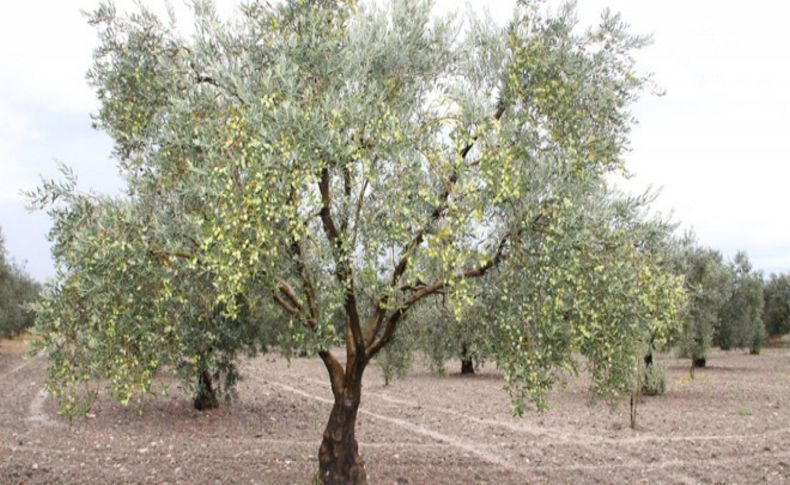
[1,337,788,484]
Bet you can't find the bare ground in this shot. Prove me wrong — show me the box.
[1,337,788,484]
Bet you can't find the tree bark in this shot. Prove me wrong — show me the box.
[692,356,706,368]
[317,375,367,485]
[193,369,219,411]
[643,351,653,368]
[460,343,475,375]
[460,358,475,375]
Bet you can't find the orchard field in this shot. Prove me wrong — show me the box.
[2,336,788,485]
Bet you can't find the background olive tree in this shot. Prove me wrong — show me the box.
[717,251,765,354]
[32,1,685,483]
[762,272,790,338]
[0,227,40,339]
[672,235,732,368]
[28,167,280,413]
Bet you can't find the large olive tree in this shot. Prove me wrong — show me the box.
[34,1,684,482]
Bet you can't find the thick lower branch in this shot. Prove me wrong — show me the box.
[319,350,345,397]
[318,167,365,357]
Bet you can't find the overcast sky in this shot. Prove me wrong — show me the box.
[1,0,789,281]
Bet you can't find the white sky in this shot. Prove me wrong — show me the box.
[1,0,789,281]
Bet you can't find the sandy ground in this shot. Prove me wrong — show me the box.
[1,336,789,484]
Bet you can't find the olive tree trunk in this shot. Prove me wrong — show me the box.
[460,358,475,375]
[692,356,706,368]
[193,369,219,411]
[317,366,367,484]
[460,343,475,375]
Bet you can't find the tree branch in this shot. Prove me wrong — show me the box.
[319,350,345,397]
[318,167,366,364]
[388,99,506,288]
[368,207,543,359]
[194,74,246,105]
[364,99,507,350]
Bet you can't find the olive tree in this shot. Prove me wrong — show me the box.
[717,251,765,354]
[0,227,40,339]
[28,167,277,413]
[762,273,790,337]
[36,1,684,482]
[673,236,732,368]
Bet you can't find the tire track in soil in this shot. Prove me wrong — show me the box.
[297,375,790,446]
[276,374,790,481]
[0,354,41,381]
[362,380,790,482]
[254,377,790,479]
[26,388,52,426]
[265,379,523,475]
[370,386,790,446]
[1,354,49,438]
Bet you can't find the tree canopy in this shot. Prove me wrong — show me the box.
[31,1,685,482]
[673,235,732,367]
[717,251,765,354]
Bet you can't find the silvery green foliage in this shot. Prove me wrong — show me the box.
[717,251,765,354]
[672,235,732,363]
[28,165,278,415]
[401,186,683,403]
[34,0,683,415]
[763,273,790,337]
[641,361,666,396]
[0,228,40,339]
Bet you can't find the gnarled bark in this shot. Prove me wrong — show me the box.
[317,370,367,485]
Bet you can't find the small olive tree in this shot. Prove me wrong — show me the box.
[35,1,685,482]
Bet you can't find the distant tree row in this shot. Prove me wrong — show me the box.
[0,227,40,339]
[673,233,788,368]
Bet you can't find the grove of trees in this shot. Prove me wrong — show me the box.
[20,1,789,483]
[0,227,40,339]
[717,251,765,354]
